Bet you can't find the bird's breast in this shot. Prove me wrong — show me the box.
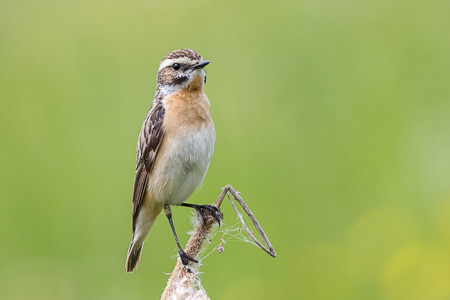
[146,90,215,205]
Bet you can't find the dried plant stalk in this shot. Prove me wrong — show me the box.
[161,185,276,300]
[225,187,277,257]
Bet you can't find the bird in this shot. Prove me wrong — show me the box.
[125,49,219,273]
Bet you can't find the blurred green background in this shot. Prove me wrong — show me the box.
[1,0,450,299]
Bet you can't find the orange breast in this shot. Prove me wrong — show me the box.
[162,79,214,134]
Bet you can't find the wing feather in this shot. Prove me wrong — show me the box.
[131,100,165,231]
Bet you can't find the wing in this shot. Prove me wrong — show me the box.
[131,100,165,232]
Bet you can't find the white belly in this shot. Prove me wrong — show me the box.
[146,124,215,205]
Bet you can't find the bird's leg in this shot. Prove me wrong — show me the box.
[164,204,198,265]
[180,203,222,226]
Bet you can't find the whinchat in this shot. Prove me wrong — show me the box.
[126,49,219,273]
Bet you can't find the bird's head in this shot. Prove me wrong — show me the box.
[156,49,210,95]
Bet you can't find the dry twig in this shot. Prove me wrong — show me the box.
[161,185,276,300]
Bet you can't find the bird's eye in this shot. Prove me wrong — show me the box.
[172,63,181,71]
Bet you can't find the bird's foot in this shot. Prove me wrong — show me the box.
[178,249,198,265]
[180,203,222,225]
[188,204,222,226]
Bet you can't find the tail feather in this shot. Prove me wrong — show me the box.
[126,239,143,273]
[126,202,162,273]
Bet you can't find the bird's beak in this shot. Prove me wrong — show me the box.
[190,60,210,70]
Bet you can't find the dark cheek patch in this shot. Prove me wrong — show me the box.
[158,69,186,86]
[172,75,189,85]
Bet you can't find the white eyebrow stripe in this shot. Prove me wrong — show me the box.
[158,57,198,71]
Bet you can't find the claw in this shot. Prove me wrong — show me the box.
[199,205,221,226]
[181,203,222,226]
[194,205,221,226]
[178,249,198,265]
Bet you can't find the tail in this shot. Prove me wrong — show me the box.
[126,238,144,273]
[125,212,160,273]
[126,201,163,273]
